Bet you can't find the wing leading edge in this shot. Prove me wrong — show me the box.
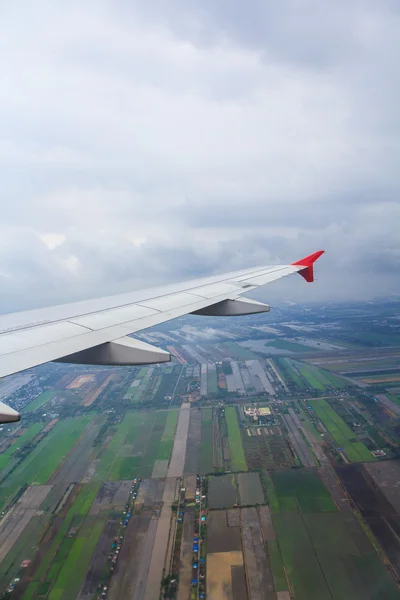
[0,250,324,422]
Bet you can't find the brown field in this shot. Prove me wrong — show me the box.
[259,506,276,541]
[207,551,244,600]
[168,403,191,477]
[184,409,201,475]
[218,374,227,388]
[108,510,157,600]
[335,462,400,580]
[243,429,294,470]
[151,460,169,478]
[317,466,351,512]
[89,481,132,515]
[207,510,241,553]
[184,475,197,501]
[360,375,400,383]
[177,510,195,600]
[83,374,116,406]
[42,418,58,433]
[78,518,120,600]
[67,374,95,389]
[0,485,52,562]
[135,478,165,508]
[241,507,275,600]
[363,461,400,513]
[108,478,167,600]
[232,566,248,600]
[143,478,179,599]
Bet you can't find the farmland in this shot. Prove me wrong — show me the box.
[274,357,307,389]
[262,467,399,600]
[199,408,214,473]
[242,426,295,470]
[208,474,237,509]
[157,408,179,460]
[273,510,399,600]
[264,339,312,353]
[1,300,400,599]
[271,469,337,513]
[0,417,93,510]
[237,472,265,505]
[294,361,331,390]
[309,399,375,462]
[24,391,57,413]
[0,423,43,471]
[225,407,247,471]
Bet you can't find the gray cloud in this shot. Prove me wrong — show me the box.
[0,0,399,314]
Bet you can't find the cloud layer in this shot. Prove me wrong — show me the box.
[1,1,399,312]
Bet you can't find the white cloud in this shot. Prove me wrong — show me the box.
[0,0,399,313]
[39,233,66,250]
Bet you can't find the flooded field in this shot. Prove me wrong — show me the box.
[238,472,265,506]
[184,409,202,475]
[336,462,400,581]
[207,510,241,553]
[208,474,237,509]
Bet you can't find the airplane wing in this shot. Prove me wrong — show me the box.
[0,250,324,422]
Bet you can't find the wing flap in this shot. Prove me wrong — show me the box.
[0,250,325,422]
[0,321,90,355]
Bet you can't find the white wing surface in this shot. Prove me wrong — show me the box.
[0,251,324,421]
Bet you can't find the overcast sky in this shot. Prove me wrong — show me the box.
[1,0,399,313]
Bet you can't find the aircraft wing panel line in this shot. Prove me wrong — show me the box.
[0,265,289,335]
[0,250,325,421]
[0,289,251,379]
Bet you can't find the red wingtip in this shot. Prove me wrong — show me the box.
[291,250,325,283]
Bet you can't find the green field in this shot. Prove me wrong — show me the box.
[309,399,375,462]
[138,411,168,477]
[101,411,168,480]
[294,362,330,390]
[275,358,306,390]
[273,512,332,599]
[318,368,348,388]
[157,409,179,460]
[265,339,311,353]
[272,469,337,513]
[207,368,218,394]
[28,482,102,598]
[267,540,289,592]
[0,423,43,471]
[288,359,349,391]
[23,390,57,412]
[200,408,214,473]
[297,404,323,440]
[225,407,247,471]
[0,417,92,510]
[104,411,159,480]
[49,515,107,599]
[272,510,399,600]
[389,393,400,406]
[261,472,279,513]
[303,512,400,600]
